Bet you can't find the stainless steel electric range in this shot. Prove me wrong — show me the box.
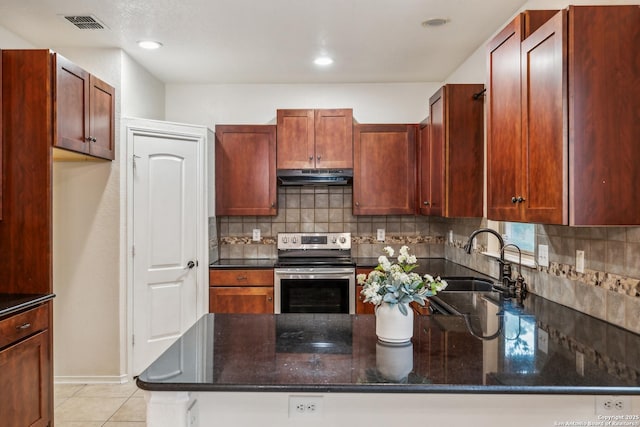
[273,232,355,314]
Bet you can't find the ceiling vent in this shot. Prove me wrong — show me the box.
[63,15,108,30]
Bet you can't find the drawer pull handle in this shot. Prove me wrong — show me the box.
[236,275,248,281]
[16,323,32,330]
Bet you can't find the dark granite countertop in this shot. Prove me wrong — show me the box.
[0,293,55,318]
[137,291,640,394]
[355,257,495,281]
[210,258,495,282]
[210,259,276,269]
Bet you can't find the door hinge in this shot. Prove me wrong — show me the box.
[132,335,135,346]
[132,245,135,257]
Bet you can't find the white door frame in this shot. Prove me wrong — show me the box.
[123,117,210,379]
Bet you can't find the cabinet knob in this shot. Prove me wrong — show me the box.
[309,156,313,161]
[268,297,273,302]
[271,202,275,208]
[355,202,360,207]
[511,196,518,204]
[423,201,430,206]
[317,155,321,161]
[517,196,526,203]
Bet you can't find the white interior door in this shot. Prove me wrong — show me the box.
[131,129,200,375]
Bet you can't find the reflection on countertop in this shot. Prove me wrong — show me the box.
[137,290,640,394]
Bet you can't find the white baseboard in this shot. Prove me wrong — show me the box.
[54,374,130,384]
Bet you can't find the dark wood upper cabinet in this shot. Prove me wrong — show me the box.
[55,54,115,160]
[486,10,559,223]
[419,84,483,218]
[353,124,416,215]
[567,6,640,225]
[277,108,353,169]
[488,6,639,225]
[215,125,277,216]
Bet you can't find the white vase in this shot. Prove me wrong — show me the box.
[375,302,414,343]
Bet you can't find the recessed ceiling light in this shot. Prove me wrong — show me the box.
[421,18,450,28]
[137,40,163,50]
[314,56,334,66]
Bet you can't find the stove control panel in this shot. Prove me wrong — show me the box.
[277,232,351,250]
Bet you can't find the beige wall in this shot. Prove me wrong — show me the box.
[51,47,166,381]
[1,23,166,381]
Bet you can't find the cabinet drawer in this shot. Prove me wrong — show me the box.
[210,269,274,286]
[0,303,49,349]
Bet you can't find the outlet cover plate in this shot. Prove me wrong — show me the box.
[252,228,261,242]
[377,228,385,242]
[576,250,585,273]
[538,244,549,267]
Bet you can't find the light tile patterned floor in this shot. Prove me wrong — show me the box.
[54,382,146,426]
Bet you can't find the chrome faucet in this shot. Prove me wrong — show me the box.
[463,228,524,298]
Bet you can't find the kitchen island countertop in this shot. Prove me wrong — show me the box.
[137,291,640,395]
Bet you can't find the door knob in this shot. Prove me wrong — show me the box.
[185,260,196,269]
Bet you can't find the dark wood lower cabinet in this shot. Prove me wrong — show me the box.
[0,330,50,427]
[209,286,274,314]
[209,268,274,313]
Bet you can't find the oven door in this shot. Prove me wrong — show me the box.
[274,267,355,314]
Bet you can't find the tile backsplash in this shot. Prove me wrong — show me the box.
[210,186,640,335]
[445,218,640,335]
[215,186,445,259]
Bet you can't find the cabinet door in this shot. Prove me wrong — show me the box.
[276,109,315,169]
[88,74,115,160]
[569,6,640,225]
[353,124,416,215]
[0,331,50,427]
[209,287,274,313]
[428,89,445,217]
[417,123,431,215]
[55,54,90,154]
[215,125,277,216]
[314,109,353,169]
[486,15,524,222]
[521,10,567,225]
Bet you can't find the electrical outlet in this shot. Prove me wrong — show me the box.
[576,250,585,273]
[576,351,585,376]
[595,396,631,415]
[289,396,323,418]
[538,244,549,267]
[377,228,385,242]
[537,329,548,354]
[252,228,261,242]
[448,230,453,244]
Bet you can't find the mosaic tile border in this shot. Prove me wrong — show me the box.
[540,262,640,298]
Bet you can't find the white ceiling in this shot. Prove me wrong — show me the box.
[0,0,527,84]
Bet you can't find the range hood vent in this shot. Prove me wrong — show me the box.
[63,15,108,30]
[277,169,353,186]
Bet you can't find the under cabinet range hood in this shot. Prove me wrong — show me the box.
[277,169,353,186]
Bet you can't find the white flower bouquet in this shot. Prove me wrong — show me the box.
[357,246,448,315]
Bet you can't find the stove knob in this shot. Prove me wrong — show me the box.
[282,236,288,243]
[331,237,338,243]
[339,236,347,244]
[292,236,297,243]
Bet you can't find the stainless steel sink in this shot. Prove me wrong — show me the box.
[440,277,494,292]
